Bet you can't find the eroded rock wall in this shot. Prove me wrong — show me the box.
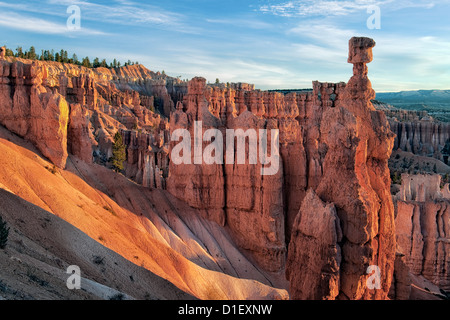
[0,60,69,168]
[394,174,450,291]
[166,37,397,299]
[389,118,450,162]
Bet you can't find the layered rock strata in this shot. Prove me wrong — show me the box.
[166,37,397,300]
[286,37,396,300]
[389,119,450,163]
[0,60,69,168]
[394,174,450,291]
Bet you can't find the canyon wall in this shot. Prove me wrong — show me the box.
[166,37,397,299]
[394,174,450,292]
[388,117,450,163]
[0,60,69,168]
[0,39,410,299]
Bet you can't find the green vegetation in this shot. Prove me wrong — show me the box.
[390,171,402,185]
[2,45,139,69]
[0,215,10,249]
[111,131,126,173]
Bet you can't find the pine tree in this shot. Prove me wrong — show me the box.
[93,57,100,68]
[72,53,79,65]
[15,46,24,58]
[5,48,14,57]
[111,131,126,172]
[28,46,37,60]
[82,56,91,68]
[0,215,9,249]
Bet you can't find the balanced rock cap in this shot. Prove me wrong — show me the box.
[348,37,376,64]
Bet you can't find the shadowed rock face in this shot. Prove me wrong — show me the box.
[166,36,397,299]
[287,37,396,300]
[389,119,450,162]
[0,38,399,299]
[286,189,342,299]
[394,174,450,291]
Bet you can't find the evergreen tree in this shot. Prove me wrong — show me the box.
[82,56,91,68]
[15,46,24,58]
[93,57,100,68]
[72,53,79,65]
[5,48,14,57]
[0,215,9,250]
[27,46,37,60]
[100,59,108,68]
[111,131,126,172]
[42,50,49,61]
[63,50,69,63]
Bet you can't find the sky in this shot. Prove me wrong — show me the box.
[0,0,449,92]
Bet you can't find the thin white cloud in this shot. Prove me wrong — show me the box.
[259,0,440,17]
[45,0,200,34]
[0,11,108,36]
[206,18,273,30]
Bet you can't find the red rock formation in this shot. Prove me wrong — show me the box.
[286,189,342,299]
[0,60,69,168]
[286,37,396,300]
[0,40,407,299]
[0,46,5,60]
[167,77,287,271]
[389,253,412,300]
[167,77,226,226]
[389,119,450,163]
[394,174,450,291]
[121,129,169,189]
[68,103,95,163]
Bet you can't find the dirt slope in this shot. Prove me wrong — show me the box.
[0,125,288,300]
[0,189,192,300]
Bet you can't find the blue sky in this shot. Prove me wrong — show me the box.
[0,0,449,92]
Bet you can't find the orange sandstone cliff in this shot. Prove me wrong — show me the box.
[0,37,406,300]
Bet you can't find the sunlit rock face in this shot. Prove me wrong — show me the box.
[0,38,401,299]
[0,60,69,168]
[166,37,397,299]
[286,37,395,300]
